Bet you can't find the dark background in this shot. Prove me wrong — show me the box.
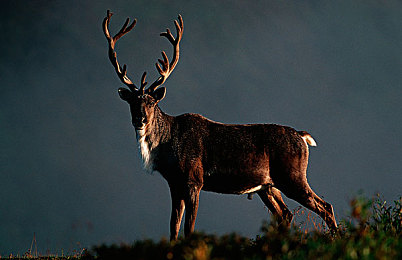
[1,0,401,255]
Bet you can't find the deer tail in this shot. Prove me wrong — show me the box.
[298,131,317,147]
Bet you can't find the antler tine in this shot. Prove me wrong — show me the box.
[103,10,138,92]
[139,72,147,92]
[147,15,183,93]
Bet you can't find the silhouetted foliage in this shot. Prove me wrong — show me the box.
[11,194,401,259]
[82,194,401,260]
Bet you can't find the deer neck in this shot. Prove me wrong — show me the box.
[135,106,172,171]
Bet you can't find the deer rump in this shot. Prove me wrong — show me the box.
[152,113,311,195]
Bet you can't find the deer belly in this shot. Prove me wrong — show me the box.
[238,185,263,194]
[202,168,271,194]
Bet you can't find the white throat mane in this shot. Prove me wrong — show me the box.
[136,128,153,171]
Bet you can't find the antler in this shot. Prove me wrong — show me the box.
[103,10,183,94]
[103,10,139,92]
[146,15,183,93]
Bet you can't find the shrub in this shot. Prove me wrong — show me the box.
[87,194,401,260]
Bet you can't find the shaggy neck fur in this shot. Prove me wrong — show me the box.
[135,106,173,171]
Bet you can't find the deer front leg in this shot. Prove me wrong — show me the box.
[184,184,202,237]
[169,187,185,241]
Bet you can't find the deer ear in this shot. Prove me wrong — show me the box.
[118,88,132,101]
[152,87,166,103]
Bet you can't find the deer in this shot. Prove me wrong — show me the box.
[102,10,337,241]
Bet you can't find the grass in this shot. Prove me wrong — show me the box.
[4,193,401,259]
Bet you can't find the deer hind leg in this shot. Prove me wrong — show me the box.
[257,187,293,226]
[271,187,294,224]
[280,180,337,231]
[311,193,337,231]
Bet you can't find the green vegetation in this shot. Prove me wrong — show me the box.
[87,194,401,260]
[7,194,401,259]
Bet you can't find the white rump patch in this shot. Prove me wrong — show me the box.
[301,135,317,147]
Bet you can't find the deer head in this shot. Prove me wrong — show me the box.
[102,10,183,130]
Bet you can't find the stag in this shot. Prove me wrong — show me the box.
[102,10,337,240]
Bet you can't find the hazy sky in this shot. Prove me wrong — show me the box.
[1,0,401,255]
